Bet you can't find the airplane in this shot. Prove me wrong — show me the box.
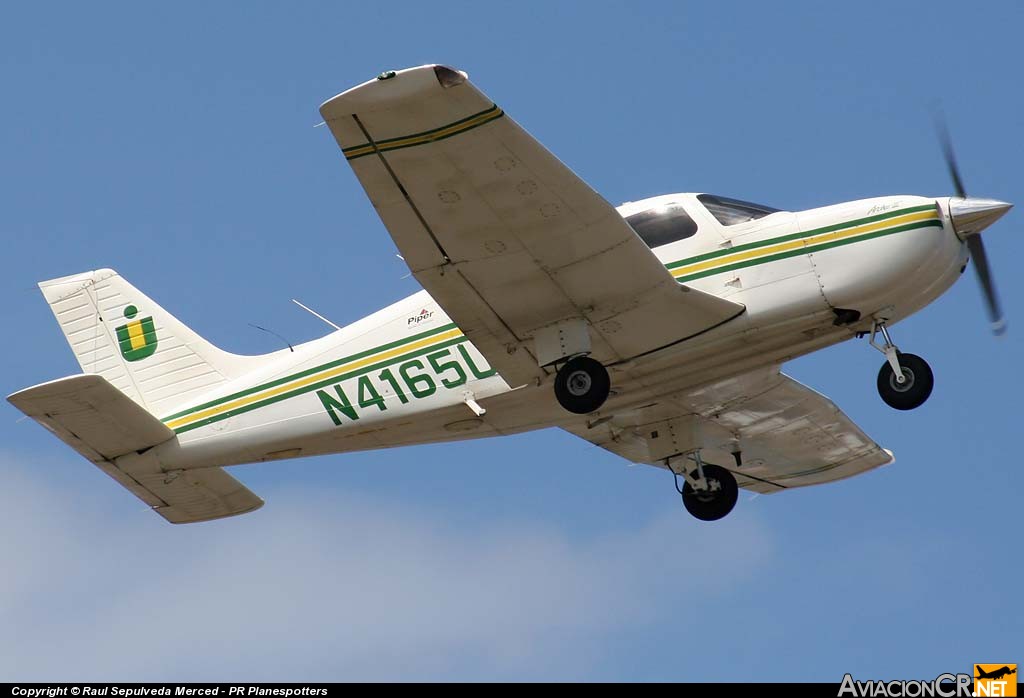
[976,667,1017,681]
[7,64,1012,524]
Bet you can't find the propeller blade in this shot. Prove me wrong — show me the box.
[935,111,968,199]
[966,235,1006,335]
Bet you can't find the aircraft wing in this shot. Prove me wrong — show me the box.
[563,367,894,492]
[320,65,744,387]
[8,374,263,524]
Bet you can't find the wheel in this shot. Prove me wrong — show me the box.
[553,356,610,414]
[876,352,933,411]
[681,464,738,521]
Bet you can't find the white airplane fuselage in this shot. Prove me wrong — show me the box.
[131,193,967,476]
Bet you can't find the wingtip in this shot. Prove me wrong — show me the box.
[319,64,467,118]
[433,65,467,88]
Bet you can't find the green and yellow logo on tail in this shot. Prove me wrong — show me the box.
[115,305,158,361]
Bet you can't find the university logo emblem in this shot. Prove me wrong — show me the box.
[115,304,158,361]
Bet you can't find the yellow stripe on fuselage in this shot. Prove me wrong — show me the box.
[166,209,938,430]
[165,328,464,430]
[670,209,939,280]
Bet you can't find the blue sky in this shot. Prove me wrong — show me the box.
[2,0,1021,682]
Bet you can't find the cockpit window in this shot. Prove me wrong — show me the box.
[697,194,780,226]
[625,202,698,248]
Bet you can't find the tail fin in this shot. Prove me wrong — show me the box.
[40,268,266,416]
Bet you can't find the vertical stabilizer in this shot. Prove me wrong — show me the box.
[39,268,267,415]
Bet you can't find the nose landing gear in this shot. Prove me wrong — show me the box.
[868,321,934,410]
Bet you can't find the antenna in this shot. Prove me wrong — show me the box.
[249,323,294,352]
[396,253,411,280]
[292,299,342,331]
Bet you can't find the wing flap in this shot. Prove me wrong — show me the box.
[8,374,263,524]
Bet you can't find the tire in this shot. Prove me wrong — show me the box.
[876,352,934,411]
[553,356,611,414]
[681,463,738,522]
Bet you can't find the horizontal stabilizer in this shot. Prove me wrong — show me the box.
[128,466,264,525]
[8,374,262,524]
[9,374,174,460]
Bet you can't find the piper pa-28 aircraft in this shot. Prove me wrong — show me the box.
[9,65,1011,524]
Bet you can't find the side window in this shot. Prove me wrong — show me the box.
[626,203,698,249]
[697,194,780,226]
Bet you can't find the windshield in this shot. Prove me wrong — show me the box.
[625,202,698,249]
[698,194,780,226]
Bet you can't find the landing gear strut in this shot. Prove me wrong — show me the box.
[669,452,738,522]
[553,356,610,414]
[869,321,934,411]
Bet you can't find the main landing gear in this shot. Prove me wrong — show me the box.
[668,452,738,522]
[553,356,610,414]
[868,321,934,411]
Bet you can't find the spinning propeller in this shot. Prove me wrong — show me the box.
[936,116,1012,335]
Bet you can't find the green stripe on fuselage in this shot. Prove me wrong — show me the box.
[673,217,943,283]
[162,206,943,432]
[172,335,469,434]
[162,322,460,424]
[665,203,938,271]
